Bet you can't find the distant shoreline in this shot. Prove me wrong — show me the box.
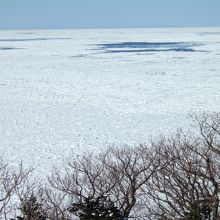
[0,26,220,31]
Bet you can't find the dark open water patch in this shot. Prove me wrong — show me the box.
[105,48,195,53]
[17,32,35,35]
[0,47,23,50]
[94,42,204,53]
[0,38,71,42]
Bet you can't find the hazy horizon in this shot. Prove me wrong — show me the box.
[1,26,220,31]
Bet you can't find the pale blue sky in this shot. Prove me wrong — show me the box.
[0,0,220,29]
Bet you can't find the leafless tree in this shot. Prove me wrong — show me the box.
[104,144,165,218]
[144,127,220,220]
[190,112,220,156]
[47,144,165,218]
[47,151,114,219]
[43,188,71,220]
[0,158,33,219]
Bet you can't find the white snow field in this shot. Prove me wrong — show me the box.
[0,27,220,174]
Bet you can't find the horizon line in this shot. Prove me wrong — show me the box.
[0,25,220,31]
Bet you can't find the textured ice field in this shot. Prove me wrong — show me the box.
[0,27,220,173]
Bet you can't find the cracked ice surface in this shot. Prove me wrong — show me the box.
[0,27,220,174]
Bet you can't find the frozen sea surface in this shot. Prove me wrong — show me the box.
[0,27,220,173]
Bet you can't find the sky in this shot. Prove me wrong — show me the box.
[0,0,220,29]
